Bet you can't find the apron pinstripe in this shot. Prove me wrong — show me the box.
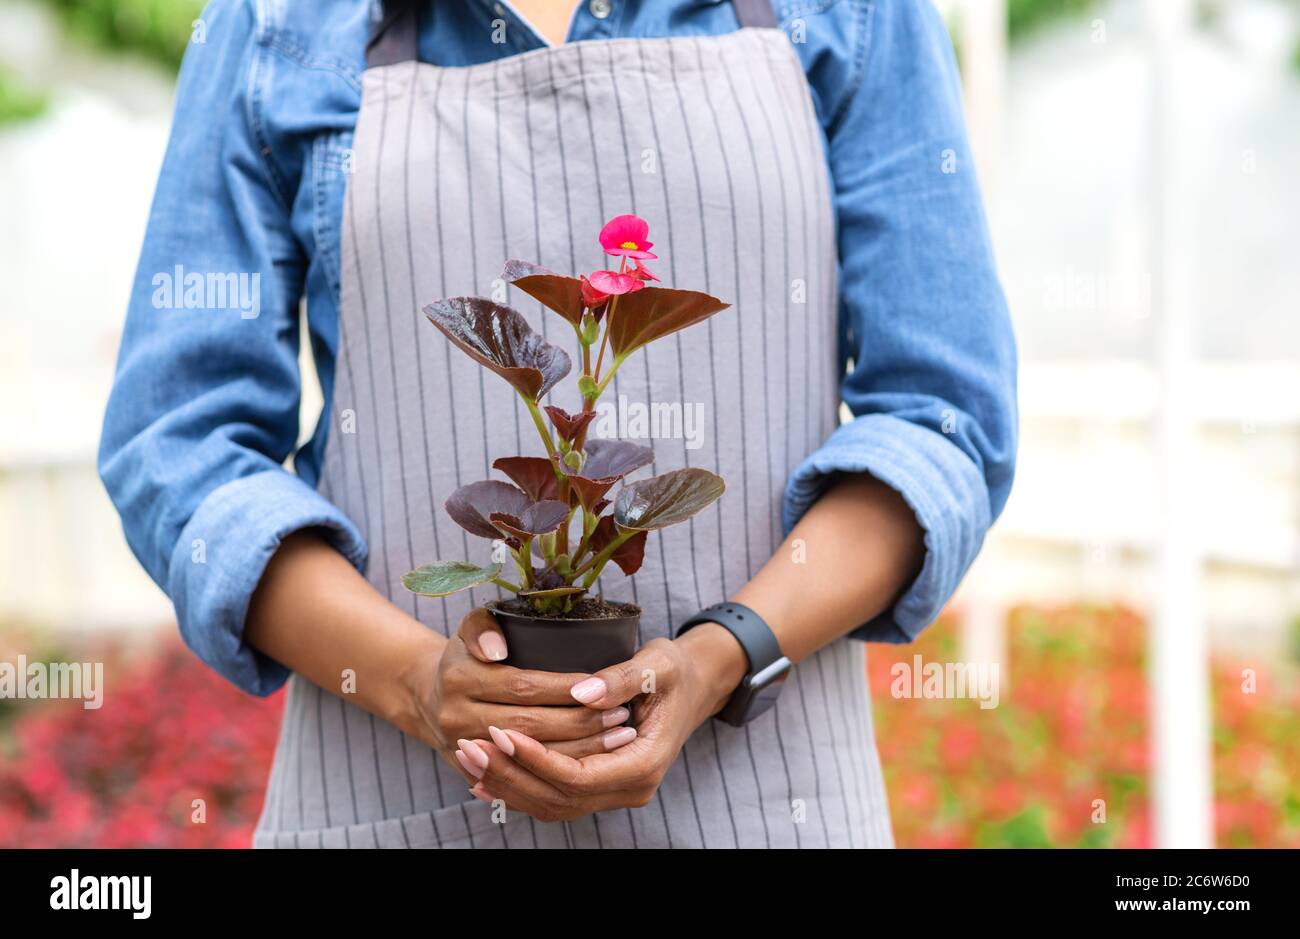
[254,3,893,848]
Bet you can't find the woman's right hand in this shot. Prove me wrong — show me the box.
[404,607,638,780]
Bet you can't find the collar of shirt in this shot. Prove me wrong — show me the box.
[402,0,739,62]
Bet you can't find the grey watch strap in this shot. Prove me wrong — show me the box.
[675,602,790,726]
[675,602,781,671]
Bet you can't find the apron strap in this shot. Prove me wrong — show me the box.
[366,0,778,68]
[732,0,778,29]
[366,0,419,68]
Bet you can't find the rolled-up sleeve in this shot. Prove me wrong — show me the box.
[783,0,1018,643]
[98,0,365,695]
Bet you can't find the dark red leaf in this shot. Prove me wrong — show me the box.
[444,480,531,539]
[583,438,655,479]
[489,499,569,539]
[613,468,725,531]
[493,456,560,501]
[568,439,655,510]
[503,259,586,327]
[532,567,567,590]
[588,516,648,576]
[423,295,570,401]
[606,287,729,358]
[544,405,598,444]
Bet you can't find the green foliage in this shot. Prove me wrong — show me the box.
[975,807,1054,848]
[0,66,48,126]
[41,0,204,71]
[403,561,505,598]
[1007,0,1098,40]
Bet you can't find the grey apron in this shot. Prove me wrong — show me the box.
[255,0,893,848]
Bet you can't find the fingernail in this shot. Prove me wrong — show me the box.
[455,749,484,779]
[570,677,607,704]
[479,631,508,661]
[603,726,637,750]
[457,738,489,769]
[469,785,496,804]
[488,725,515,756]
[601,706,630,728]
[502,727,535,750]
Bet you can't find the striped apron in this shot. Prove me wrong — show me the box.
[254,0,893,848]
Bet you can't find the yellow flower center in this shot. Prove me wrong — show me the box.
[619,241,639,250]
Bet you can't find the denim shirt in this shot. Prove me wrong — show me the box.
[99,0,1017,696]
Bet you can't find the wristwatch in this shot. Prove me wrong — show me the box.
[675,602,791,727]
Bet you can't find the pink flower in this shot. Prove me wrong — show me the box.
[631,258,659,282]
[599,214,657,260]
[580,274,609,310]
[586,269,645,297]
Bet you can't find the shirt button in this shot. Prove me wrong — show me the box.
[589,0,612,19]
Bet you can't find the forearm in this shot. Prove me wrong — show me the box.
[680,474,925,715]
[737,474,924,661]
[245,531,443,734]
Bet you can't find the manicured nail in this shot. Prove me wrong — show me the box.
[469,785,496,804]
[502,728,535,751]
[570,677,607,704]
[603,726,637,750]
[488,725,515,756]
[457,738,489,769]
[479,631,507,661]
[601,706,630,728]
[454,749,484,779]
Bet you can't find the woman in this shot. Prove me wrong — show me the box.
[100,0,1016,848]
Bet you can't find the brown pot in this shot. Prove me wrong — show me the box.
[487,600,640,673]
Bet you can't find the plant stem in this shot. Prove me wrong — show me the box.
[525,396,570,535]
[573,528,636,585]
[571,506,597,565]
[510,544,534,589]
[557,505,573,556]
[519,539,534,588]
[595,353,627,398]
[592,291,622,386]
[524,397,560,466]
[491,576,522,593]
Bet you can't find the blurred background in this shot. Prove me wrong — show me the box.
[1,0,1297,848]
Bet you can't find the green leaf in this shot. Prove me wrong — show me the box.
[613,467,725,531]
[606,287,729,358]
[403,561,503,597]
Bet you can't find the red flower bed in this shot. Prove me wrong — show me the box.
[868,605,1300,848]
[2,604,1296,848]
[0,639,282,848]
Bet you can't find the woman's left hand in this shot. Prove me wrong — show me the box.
[454,624,747,821]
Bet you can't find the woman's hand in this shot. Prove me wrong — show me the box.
[246,534,638,783]
[403,608,641,779]
[457,623,748,820]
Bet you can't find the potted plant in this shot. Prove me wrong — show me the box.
[403,215,730,673]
